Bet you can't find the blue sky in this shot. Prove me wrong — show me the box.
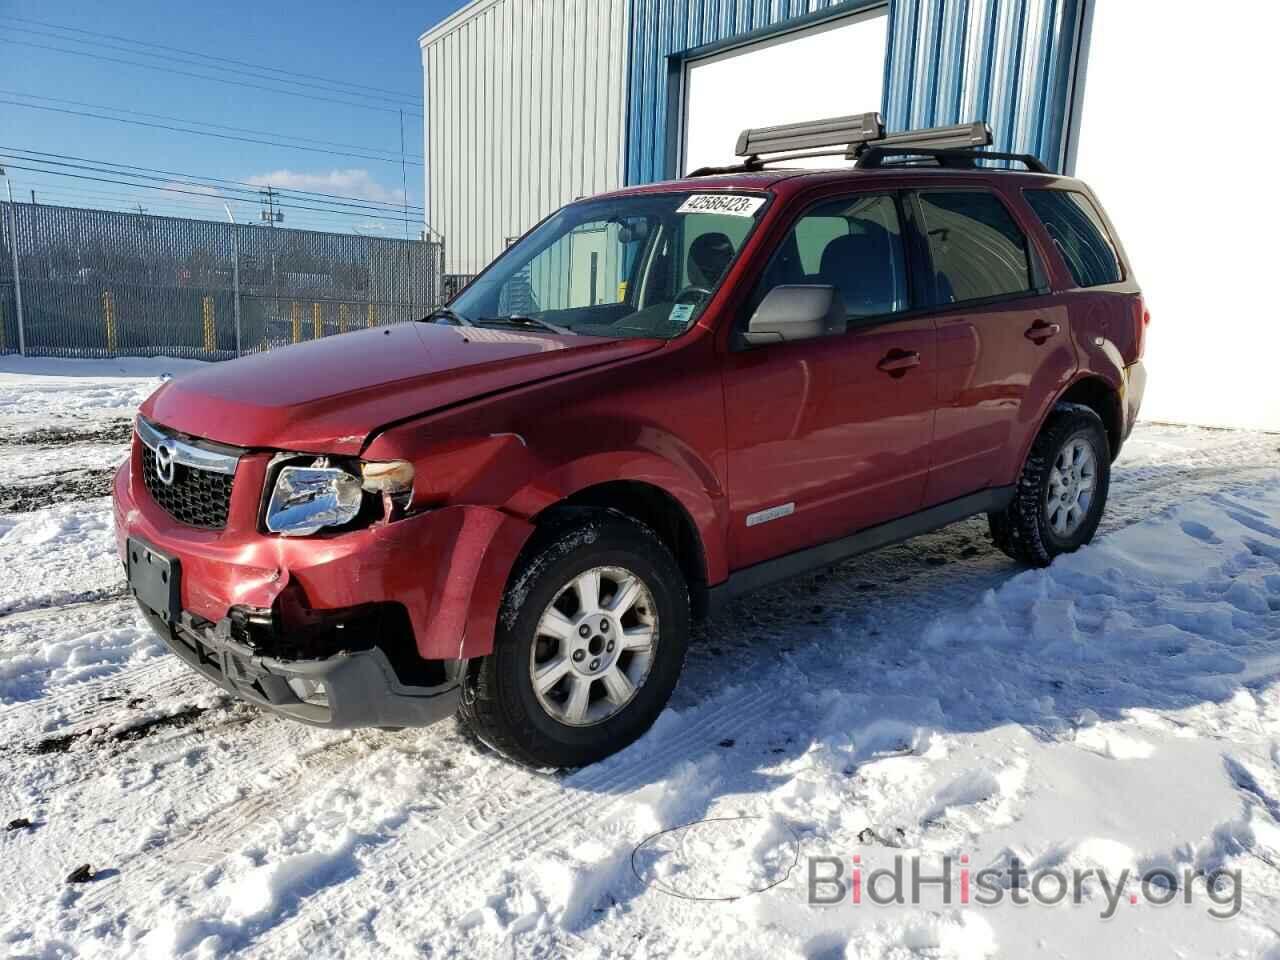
[0,0,469,235]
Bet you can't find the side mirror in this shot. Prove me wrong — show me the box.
[742,285,846,347]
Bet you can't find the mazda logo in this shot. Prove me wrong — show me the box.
[154,439,177,486]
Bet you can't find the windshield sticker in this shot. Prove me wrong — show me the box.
[676,194,766,218]
[668,303,696,328]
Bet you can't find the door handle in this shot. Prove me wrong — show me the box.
[1024,319,1061,343]
[877,349,921,376]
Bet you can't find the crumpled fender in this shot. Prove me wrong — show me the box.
[409,504,535,660]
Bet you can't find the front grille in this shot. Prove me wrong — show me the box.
[141,443,235,529]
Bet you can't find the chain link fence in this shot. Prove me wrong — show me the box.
[0,201,445,360]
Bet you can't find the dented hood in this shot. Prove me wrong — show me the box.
[141,322,660,455]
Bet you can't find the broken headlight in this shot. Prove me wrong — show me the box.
[265,457,415,536]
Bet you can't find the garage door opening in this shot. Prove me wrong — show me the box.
[680,8,889,176]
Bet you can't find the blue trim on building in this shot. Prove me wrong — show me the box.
[624,0,1086,184]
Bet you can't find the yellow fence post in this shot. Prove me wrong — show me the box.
[312,303,322,340]
[202,296,216,353]
[367,303,376,328]
[103,291,117,354]
[291,302,301,344]
[338,303,348,335]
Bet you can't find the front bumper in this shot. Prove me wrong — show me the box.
[136,601,461,728]
[114,429,536,728]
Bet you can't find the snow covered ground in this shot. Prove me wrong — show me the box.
[1,357,1279,959]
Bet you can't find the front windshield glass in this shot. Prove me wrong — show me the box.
[444,191,768,339]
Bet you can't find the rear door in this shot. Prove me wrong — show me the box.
[907,187,1077,505]
[721,190,937,570]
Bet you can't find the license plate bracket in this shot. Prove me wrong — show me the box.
[127,538,181,623]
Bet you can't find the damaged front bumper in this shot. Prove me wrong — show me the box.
[136,600,463,728]
[113,438,536,729]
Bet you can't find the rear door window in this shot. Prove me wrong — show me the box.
[915,191,1034,305]
[1025,189,1123,287]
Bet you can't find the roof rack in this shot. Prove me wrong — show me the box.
[687,113,1048,177]
[735,112,883,160]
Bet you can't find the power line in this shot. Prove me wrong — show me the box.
[0,90,423,161]
[5,14,424,105]
[0,37,424,120]
[0,162,424,225]
[5,23,424,110]
[7,173,405,233]
[0,98,424,167]
[0,146,425,213]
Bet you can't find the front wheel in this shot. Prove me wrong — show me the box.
[989,405,1111,567]
[458,511,689,768]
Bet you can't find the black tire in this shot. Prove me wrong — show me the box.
[989,404,1111,567]
[457,510,690,769]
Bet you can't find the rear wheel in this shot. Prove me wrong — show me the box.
[989,405,1111,567]
[458,511,689,768]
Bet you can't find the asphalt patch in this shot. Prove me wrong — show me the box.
[0,420,133,447]
[0,468,118,512]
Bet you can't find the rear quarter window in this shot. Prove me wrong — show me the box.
[1025,189,1123,287]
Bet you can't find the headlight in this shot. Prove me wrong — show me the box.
[265,458,415,536]
[265,463,363,536]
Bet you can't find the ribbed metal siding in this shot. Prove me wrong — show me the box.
[624,0,1083,184]
[884,0,1082,167]
[422,0,629,275]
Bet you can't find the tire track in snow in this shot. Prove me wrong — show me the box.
[65,727,375,915]
[0,585,129,621]
[250,684,778,952]
[0,644,189,737]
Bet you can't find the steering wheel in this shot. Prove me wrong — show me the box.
[674,286,713,305]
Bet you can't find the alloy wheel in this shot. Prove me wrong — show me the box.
[1046,436,1098,537]
[528,565,659,726]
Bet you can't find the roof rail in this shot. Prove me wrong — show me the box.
[856,145,1049,174]
[688,114,1049,177]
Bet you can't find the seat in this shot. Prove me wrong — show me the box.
[817,223,902,317]
[686,232,735,288]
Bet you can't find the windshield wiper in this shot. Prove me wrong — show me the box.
[474,315,573,335]
[420,307,473,327]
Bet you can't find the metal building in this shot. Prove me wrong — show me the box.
[421,0,1280,431]
[420,0,629,277]
[421,0,1082,276]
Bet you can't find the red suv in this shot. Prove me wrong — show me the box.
[114,118,1146,767]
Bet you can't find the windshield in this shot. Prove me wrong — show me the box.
[443,191,768,339]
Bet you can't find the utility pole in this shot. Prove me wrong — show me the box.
[259,186,283,225]
[224,203,242,356]
[1,166,27,355]
[399,109,410,241]
[135,203,147,215]
[30,190,35,204]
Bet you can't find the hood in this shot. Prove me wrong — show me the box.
[142,323,660,455]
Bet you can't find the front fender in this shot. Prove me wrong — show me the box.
[365,429,728,590]
[505,450,728,586]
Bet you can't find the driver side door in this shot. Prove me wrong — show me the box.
[722,191,938,570]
